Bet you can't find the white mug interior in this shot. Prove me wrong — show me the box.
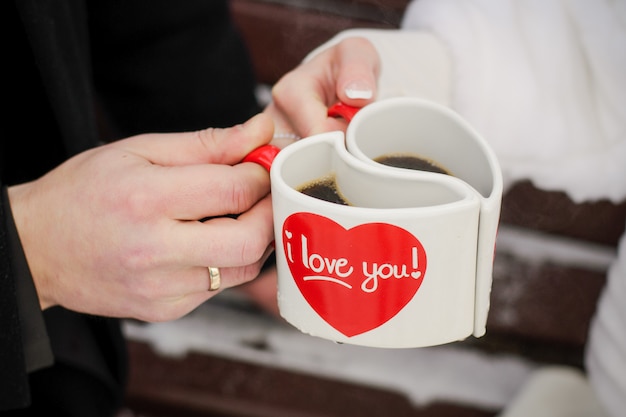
[346,97,499,200]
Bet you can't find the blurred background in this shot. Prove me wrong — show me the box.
[118,1,626,416]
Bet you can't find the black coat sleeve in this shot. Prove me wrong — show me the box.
[0,187,54,410]
[88,0,261,140]
[3,0,260,413]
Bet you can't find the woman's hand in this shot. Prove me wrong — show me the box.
[265,36,380,147]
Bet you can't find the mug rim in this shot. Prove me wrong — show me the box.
[270,132,481,217]
[346,97,503,202]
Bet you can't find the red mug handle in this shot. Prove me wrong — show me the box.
[242,144,281,172]
[242,102,360,171]
[327,102,362,122]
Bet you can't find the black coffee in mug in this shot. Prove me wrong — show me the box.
[375,153,450,175]
[297,175,351,205]
[298,154,449,206]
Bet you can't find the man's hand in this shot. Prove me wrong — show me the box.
[8,113,276,322]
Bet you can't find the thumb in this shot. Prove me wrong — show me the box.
[115,113,275,166]
[333,37,380,106]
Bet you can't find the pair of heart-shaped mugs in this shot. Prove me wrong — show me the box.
[243,98,502,348]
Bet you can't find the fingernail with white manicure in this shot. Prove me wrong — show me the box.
[345,81,373,100]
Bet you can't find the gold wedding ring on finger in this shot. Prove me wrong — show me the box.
[208,266,221,291]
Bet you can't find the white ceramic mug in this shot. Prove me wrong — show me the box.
[268,97,502,348]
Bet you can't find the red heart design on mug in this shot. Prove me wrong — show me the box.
[282,213,427,337]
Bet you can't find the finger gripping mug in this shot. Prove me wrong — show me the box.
[270,97,502,348]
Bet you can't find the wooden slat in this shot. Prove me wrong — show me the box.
[501,181,626,246]
[123,341,497,417]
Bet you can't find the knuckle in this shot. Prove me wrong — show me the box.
[224,176,256,214]
[118,185,158,220]
[194,127,220,150]
[120,246,158,273]
[123,275,158,302]
[127,193,151,217]
[271,73,297,107]
[238,234,268,265]
[118,255,167,301]
[229,263,263,288]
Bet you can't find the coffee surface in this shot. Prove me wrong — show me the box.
[375,153,450,175]
[298,175,350,205]
[297,154,450,206]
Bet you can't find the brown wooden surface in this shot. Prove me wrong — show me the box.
[231,0,409,84]
[123,341,498,417]
[489,254,606,348]
[501,181,626,246]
